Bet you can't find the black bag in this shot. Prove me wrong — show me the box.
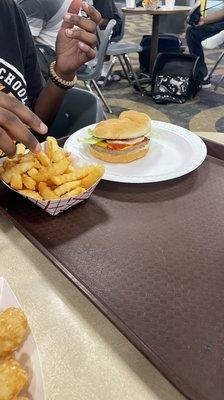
[151,53,201,104]
[139,34,182,73]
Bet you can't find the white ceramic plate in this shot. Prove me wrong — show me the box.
[64,121,207,183]
[0,278,45,400]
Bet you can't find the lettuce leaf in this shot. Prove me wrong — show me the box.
[79,128,104,144]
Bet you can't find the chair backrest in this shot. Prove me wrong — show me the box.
[93,19,116,78]
[48,88,104,138]
[112,3,126,42]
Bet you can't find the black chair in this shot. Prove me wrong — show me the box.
[48,87,104,139]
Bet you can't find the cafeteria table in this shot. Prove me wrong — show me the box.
[122,6,191,74]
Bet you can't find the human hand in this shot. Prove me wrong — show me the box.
[0,93,48,157]
[55,0,101,81]
[198,17,205,26]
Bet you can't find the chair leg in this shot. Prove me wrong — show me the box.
[214,74,224,91]
[101,57,117,89]
[118,55,132,84]
[91,79,113,114]
[123,54,144,96]
[208,51,224,79]
[84,81,93,92]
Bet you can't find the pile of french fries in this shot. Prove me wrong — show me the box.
[0,137,105,201]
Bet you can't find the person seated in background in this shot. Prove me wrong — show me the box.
[0,0,101,157]
[186,7,224,88]
[202,29,224,49]
[93,0,122,79]
[17,0,71,81]
[93,0,122,39]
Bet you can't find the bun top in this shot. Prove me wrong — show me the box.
[93,110,151,140]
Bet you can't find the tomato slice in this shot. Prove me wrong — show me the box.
[107,143,132,150]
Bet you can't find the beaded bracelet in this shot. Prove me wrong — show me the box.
[49,61,77,89]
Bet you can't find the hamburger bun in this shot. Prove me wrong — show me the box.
[93,111,151,140]
[90,140,149,163]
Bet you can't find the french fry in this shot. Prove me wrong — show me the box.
[51,166,94,186]
[61,187,85,199]
[10,173,23,190]
[18,153,33,163]
[46,136,59,159]
[2,160,34,183]
[66,165,75,173]
[36,151,50,167]
[33,158,70,182]
[51,150,65,163]
[22,174,36,190]
[81,165,105,189]
[27,167,38,178]
[33,158,42,169]
[18,189,42,200]
[16,143,26,155]
[38,182,58,200]
[54,180,82,197]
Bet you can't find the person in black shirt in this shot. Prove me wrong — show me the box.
[0,0,101,157]
[93,0,122,39]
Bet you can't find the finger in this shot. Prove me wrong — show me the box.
[0,109,41,153]
[63,13,96,33]
[0,128,16,158]
[62,0,82,28]
[0,93,48,135]
[68,0,82,14]
[81,2,102,25]
[78,42,96,59]
[65,27,97,47]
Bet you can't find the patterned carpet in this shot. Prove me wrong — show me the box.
[102,14,224,132]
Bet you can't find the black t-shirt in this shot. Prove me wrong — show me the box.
[0,0,43,107]
[93,0,122,38]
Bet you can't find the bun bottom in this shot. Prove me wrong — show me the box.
[90,145,149,163]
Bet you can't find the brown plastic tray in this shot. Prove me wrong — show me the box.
[0,138,224,400]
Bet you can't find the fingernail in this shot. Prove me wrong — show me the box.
[39,122,48,133]
[66,28,74,37]
[34,143,42,153]
[64,13,71,21]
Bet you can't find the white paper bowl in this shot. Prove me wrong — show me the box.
[0,147,102,216]
[0,277,45,399]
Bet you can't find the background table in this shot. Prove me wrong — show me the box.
[122,6,191,73]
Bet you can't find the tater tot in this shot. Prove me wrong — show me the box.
[0,358,28,400]
[0,308,29,357]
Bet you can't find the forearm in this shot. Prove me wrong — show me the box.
[34,67,75,126]
[204,8,224,24]
[34,79,67,126]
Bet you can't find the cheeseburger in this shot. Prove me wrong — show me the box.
[83,111,151,163]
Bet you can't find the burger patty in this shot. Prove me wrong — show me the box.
[91,137,149,155]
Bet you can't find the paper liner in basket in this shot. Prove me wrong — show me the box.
[25,180,99,216]
[2,179,100,216]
